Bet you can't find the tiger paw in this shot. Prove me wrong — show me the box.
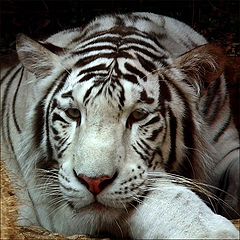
[129,184,239,239]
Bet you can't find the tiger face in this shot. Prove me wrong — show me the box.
[16,23,225,229]
[38,54,170,212]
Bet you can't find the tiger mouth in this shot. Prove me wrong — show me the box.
[67,201,128,216]
[67,198,136,213]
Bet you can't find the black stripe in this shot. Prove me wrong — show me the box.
[136,53,157,73]
[75,52,134,68]
[147,128,162,141]
[158,79,172,118]
[122,74,138,84]
[92,80,108,100]
[136,141,150,156]
[125,62,146,81]
[57,143,70,158]
[109,26,166,51]
[52,113,69,124]
[77,63,107,76]
[165,108,177,172]
[57,135,69,148]
[207,93,228,124]
[73,45,116,56]
[141,116,160,128]
[42,72,69,160]
[139,139,153,155]
[6,112,17,159]
[124,37,159,53]
[179,109,196,179]
[113,61,122,77]
[115,80,125,109]
[132,144,148,162]
[161,117,168,144]
[155,147,164,164]
[78,73,97,82]
[140,30,166,50]
[213,113,232,142]
[122,45,166,63]
[164,74,197,178]
[72,28,121,44]
[0,66,17,86]
[107,87,113,97]
[12,68,24,133]
[159,79,172,102]
[202,79,221,116]
[140,138,151,149]
[33,72,66,147]
[34,100,45,147]
[51,126,59,135]
[83,85,95,104]
[139,90,154,104]
[62,91,73,100]
[1,67,22,125]
[83,79,107,105]
[80,36,121,48]
[54,135,61,141]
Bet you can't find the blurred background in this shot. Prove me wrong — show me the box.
[0,0,239,130]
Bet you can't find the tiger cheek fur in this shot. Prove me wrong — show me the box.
[1,12,239,238]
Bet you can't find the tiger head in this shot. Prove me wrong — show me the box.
[16,27,225,224]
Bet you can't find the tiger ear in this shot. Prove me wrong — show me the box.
[16,34,61,79]
[175,44,226,91]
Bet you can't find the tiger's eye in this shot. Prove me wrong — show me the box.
[126,109,149,128]
[131,110,148,121]
[65,108,81,120]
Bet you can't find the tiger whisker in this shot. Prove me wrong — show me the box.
[114,219,124,239]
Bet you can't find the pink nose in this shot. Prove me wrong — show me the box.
[73,171,118,195]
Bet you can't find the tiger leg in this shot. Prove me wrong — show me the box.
[129,182,238,239]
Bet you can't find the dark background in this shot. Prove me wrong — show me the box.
[0,0,239,130]
[0,0,239,55]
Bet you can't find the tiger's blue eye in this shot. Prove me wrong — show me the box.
[126,109,149,128]
[65,108,81,120]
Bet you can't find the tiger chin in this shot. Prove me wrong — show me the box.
[1,12,239,239]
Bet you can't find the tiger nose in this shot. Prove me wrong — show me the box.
[73,170,118,195]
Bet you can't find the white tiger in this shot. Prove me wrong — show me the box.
[1,12,239,239]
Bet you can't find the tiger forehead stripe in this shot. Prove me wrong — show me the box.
[124,62,147,81]
[71,25,166,53]
[75,51,134,68]
[73,35,121,50]
[72,45,117,56]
